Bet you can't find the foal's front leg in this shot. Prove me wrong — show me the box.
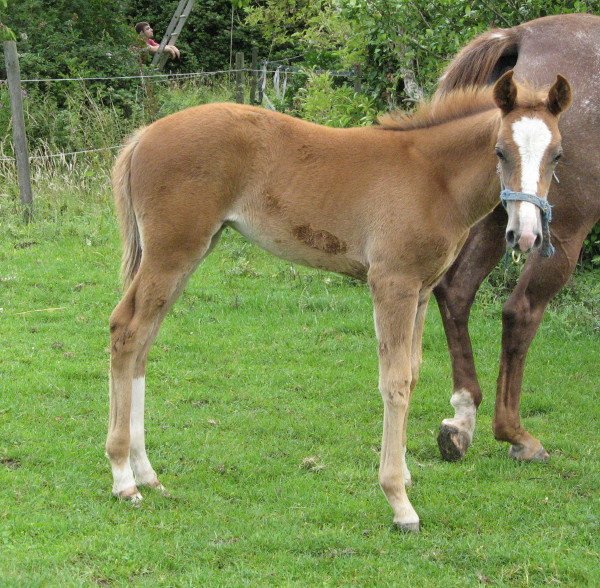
[369,267,421,531]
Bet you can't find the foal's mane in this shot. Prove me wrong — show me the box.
[378,82,548,131]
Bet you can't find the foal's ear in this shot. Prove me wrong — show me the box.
[547,74,572,116]
[493,70,517,115]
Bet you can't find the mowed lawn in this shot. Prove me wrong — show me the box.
[1,190,598,587]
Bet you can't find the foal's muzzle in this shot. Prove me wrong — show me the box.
[500,189,555,257]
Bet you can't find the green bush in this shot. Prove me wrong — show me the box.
[292,71,377,127]
[581,223,600,269]
[3,0,140,110]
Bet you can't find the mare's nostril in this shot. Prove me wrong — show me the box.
[534,234,542,249]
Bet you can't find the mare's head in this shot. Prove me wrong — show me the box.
[493,71,572,254]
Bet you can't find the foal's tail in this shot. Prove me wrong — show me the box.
[112,126,148,290]
[436,26,520,97]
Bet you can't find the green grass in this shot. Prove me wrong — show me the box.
[1,183,599,587]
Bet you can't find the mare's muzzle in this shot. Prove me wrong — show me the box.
[500,189,555,257]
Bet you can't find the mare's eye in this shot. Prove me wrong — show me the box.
[495,148,506,161]
[553,152,563,164]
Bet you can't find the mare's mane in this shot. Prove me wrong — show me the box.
[378,82,549,131]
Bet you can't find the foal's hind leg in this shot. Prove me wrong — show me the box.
[433,208,507,461]
[107,228,223,499]
[108,262,193,499]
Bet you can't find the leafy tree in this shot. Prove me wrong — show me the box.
[1,0,140,112]
[344,0,599,103]
[0,0,15,41]
[244,0,599,106]
[1,1,266,108]
[244,0,360,67]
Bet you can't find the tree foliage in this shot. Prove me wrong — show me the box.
[2,0,140,111]
[244,0,599,105]
[1,1,265,107]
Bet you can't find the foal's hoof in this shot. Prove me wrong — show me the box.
[395,520,420,533]
[437,423,470,462]
[508,443,549,462]
[113,485,143,503]
[148,481,172,498]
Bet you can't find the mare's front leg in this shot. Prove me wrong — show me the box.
[369,265,422,531]
[433,208,506,461]
[494,224,589,461]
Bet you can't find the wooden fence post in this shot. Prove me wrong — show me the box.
[235,52,244,104]
[3,40,33,221]
[250,46,258,105]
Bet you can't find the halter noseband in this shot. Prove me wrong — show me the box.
[497,160,555,258]
[499,189,554,257]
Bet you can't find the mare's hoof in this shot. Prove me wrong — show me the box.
[437,423,470,462]
[508,443,549,462]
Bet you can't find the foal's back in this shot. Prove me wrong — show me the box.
[129,103,447,281]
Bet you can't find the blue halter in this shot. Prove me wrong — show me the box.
[500,189,555,258]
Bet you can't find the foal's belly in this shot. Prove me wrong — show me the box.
[225,214,368,281]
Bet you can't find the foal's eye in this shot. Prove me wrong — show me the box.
[495,149,506,161]
[553,152,563,164]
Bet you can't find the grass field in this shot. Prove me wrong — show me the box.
[1,180,599,586]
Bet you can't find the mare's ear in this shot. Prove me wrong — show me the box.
[547,74,572,115]
[493,70,517,115]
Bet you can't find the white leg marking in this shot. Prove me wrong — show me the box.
[111,457,139,498]
[441,388,477,443]
[130,376,159,486]
[511,117,552,250]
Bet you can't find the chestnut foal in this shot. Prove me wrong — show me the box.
[107,72,570,531]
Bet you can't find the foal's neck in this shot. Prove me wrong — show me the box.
[424,110,501,230]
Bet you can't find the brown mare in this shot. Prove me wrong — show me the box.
[433,13,600,463]
[107,71,571,531]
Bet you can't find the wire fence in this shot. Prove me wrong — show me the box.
[6,63,357,85]
[1,61,359,163]
[0,146,124,162]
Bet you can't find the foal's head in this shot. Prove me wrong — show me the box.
[493,71,572,254]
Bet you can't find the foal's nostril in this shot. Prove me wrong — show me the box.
[506,230,516,247]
